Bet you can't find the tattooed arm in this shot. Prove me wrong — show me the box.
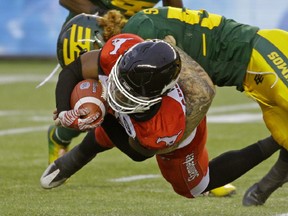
[177,45,215,127]
[164,35,216,137]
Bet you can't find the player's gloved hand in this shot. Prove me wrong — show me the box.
[55,108,100,131]
[52,109,58,121]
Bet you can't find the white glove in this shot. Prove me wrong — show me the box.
[55,108,100,131]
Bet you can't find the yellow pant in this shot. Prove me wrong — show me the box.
[244,29,288,150]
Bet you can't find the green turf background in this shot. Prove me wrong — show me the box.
[0,59,286,216]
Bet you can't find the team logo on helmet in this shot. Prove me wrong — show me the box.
[110,38,134,55]
[99,33,144,75]
[62,24,93,66]
[57,13,104,68]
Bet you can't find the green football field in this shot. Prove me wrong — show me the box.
[0,59,287,216]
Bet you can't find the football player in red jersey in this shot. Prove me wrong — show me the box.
[49,12,236,196]
[47,0,183,166]
[40,33,278,199]
[99,7,288,205]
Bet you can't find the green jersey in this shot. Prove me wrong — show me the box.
[65,0,161,22]
[122,7,260,91]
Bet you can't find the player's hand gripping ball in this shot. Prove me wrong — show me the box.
[70,79,108,129]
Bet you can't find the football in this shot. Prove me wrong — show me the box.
[70,79,107,127]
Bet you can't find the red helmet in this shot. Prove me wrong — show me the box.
[99,33,144,75]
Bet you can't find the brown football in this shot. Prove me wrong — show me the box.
[70,79,107,127]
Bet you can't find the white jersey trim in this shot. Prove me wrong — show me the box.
[177,128,197,149]
[117,113,136,138]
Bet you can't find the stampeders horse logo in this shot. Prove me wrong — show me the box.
[156,130,182,147]
[110,38,134,55]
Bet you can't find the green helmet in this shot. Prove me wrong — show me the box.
[57,13,105,67]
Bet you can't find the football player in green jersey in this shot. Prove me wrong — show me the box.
[60,0,183,24]
[40,33,278,201]
[98,6,288,205]
[48,8,237,197]
[48,1,183,165]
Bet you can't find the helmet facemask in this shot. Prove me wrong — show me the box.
[107,40,181,114]
[107,56,162,114]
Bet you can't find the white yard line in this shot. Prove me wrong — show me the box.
[108,174,161,182]
[0,112,262,137]
[0,102,262,136]
[208,103,259,114]
[208,113,263,123]
[0,125,48,136]
[0,74,57,85]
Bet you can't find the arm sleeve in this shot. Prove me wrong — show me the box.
[101,114,152,162]
[55,58,84,113]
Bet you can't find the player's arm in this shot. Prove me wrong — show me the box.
[56,50,100,112]
[162,0,183,7]
[178,47,215,131]
[59,0,107,15]
[55,50,102,131]
[80,50,101,79]
[169,39,215,134]
[164,35,215,131]
[128,137,157,157]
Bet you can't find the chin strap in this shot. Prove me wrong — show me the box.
[130,101,162,122]
[36,30,105,89]
[94,30,105,48]
[36,63,61,88]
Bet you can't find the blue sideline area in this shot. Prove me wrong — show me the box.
[0,0,287,57]
[0,1,67,57]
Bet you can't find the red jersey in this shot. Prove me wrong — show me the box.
[99,33,187,151]
[95,33,209,198]
[116,83,186,150]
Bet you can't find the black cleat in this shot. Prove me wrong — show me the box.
[242,175,288,206]
[242,183,268,206]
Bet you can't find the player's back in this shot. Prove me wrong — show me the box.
[123,6,260,90]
